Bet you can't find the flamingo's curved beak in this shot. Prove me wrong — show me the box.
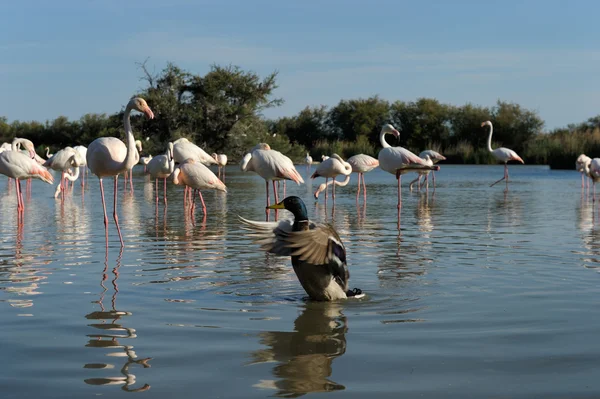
[29,149,36,159]
[392,129,400,137]
[480,122,486,127]
[143,106,155,119]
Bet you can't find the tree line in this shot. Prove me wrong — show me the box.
[0,61,595,169]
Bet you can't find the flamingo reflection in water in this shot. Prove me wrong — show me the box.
[249,302,347,397]
[83,248,152,392]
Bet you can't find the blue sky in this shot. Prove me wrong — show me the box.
[1,0,599,130]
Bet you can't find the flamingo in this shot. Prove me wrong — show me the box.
[409,154,439,192]
[347,154,379,202]
[147,142,174,205]
[314,174,350,199]
[73,145,88,187]
[140,154,153,173]
[304,152,313,174]
[321,155,329,161]
[86,97,154,247]
[43,146,84,200]
[577,154,592,190]
[172,159,227,215]
[212,153,228,181]
[378,124,440,209]
[241,143,304,216]
[481,121,524,190]
[173,138,217,166]
[45,147,53,159]
[53,164,83,199]
[414,150,446,189]
[311,154,352,201]
[0,138,53,213]
[587,158,600,202]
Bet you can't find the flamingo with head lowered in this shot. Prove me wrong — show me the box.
[577,154,592,190]
[311,154,352,202]
[481,121,524,191]
[0,138,53,213]
[86,97,154,247]
[378,124,440,210]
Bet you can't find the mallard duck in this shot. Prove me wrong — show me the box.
[240,196,363,301]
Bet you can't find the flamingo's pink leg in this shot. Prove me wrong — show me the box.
[99,178,109,247]
[197,190,206,214]
[113,176,124,247]
[163,177,168,205]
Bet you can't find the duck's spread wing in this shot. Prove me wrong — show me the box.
[238,216,295,256]
[282,224,347,266]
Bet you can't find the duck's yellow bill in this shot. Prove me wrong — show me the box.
[266,202,285,210]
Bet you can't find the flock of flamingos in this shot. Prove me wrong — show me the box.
[0,97,534,239]
[4,95,584,300]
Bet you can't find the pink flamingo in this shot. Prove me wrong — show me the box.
[314,174,350,199]
[347,154,379,202]
[172,159,227,215]
[0,138,53,213]
[73,145,88,187]
[577,154,592,190]
[44,146,84,200]
[241,143,304,217]
[378,124,440,209]
[212,153,228,181]
[481,121,524,191]
[147,142,174,205]
[311,154,352,202]
[86,97,154,247]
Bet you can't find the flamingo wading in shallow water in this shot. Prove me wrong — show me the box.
[86,97,154,247]
[347,154,379,202]
[311,154,352,202]
[481,121,524,190]
[0,138,53,213]
[378,124,440,210]
[173,159,227,216]
[577,154,592,190]
[241,143,304,217]
[147,142,174,205]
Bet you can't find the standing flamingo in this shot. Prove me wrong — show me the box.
[409,154,437,192]
[577,154,592,190]
[147,142,174,205]
[311,154,352,202]
[587,158,600,202]
[212,153,228,181]
[172,159,227,215]
[53,162,83,199]
[173,138,217,166]
[73,145,88,187]
[481,121,524,190]
[414,150,446,189]
[45,147,53,159]
[304,152,313,174]
[140,154,153,173]
[43,146,84,200]
[378,124,440,210]
[347,154,379,202]
[241,143,304,216]
[86,97,154,247]
[0,138,53,213]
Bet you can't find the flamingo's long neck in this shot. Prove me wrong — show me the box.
[168,145,175,173]
[65,166,80,182]
[487,123,494,153]
[380,131,392,149]
[46,148,50,157]
[122,104,137,172]
[316,174,351,197]
[11,138,26,152]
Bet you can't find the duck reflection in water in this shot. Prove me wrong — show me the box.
[249,302,347,397]
[83,248,152,392]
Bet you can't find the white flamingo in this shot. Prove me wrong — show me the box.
[314,174,351,199]
[86,97,154,247]
[147,143,174,205]
[173,138,217,166]
[45,147,53,159]
[140,154,153,173]
[311,154,352,202]
[347,154,379,202]
[378,124,440,209]
[577,154,592,189]
[241,143,304,216]
[43,146,84,200]
[481,121,524,190]
[587,158,600,202]
[212,153,228,181]
[73,145,88,187]
[173,159,227,215]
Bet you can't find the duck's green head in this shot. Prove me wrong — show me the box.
[267,196,308,221]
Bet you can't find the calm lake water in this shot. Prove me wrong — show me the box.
[1,164,599,398]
